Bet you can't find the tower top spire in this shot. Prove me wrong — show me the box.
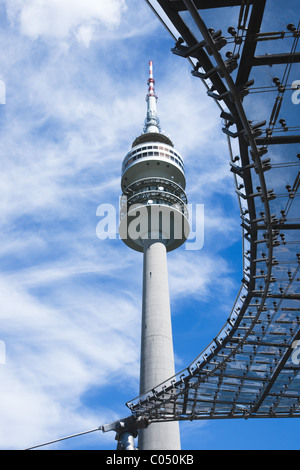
[147,60,156,99]
[144,60,161,133]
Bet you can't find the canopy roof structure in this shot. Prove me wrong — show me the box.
[125,0,300,424]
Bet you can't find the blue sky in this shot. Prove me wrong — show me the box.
[0,0,299,450]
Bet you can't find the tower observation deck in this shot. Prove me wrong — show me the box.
[119,61,189,450]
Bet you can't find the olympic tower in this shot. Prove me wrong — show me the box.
[119,61,189,450]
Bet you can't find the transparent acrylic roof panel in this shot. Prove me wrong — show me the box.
[126,0,300,422]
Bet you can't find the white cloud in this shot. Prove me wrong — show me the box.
[0,272,140,449]
[0,41,145,225]
[5,0,127,42]
[159,65,223,154]
[75,24,94,48]
[168,251,235,301]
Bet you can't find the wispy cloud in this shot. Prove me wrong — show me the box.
[5,0,127,40]
[0,270,141,449]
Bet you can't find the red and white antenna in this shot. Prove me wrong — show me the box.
[144,60,160,133]
[147,60,156,97]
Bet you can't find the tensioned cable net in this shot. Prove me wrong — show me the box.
[126,0,300,424]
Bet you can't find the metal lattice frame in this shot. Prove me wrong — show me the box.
[125,0,300,424]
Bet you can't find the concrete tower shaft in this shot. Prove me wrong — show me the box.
[138,239,180,449]
[119,62,189,450]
